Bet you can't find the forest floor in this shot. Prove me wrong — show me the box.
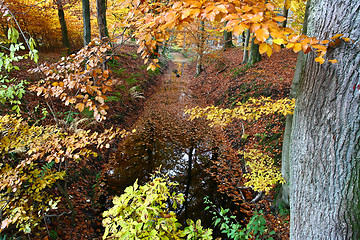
[8,45,297,239]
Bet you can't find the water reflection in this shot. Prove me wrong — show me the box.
[107,121,234,229]
[106,60,240,234]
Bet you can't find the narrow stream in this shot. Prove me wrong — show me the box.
[106,54,238,231]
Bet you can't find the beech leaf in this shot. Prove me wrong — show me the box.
[76,103,85,112]
[315,56,325,64]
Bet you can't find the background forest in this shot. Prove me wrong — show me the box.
[1,0,359,239]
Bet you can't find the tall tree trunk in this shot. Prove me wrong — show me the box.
[96,0,108,39]
[277,0,311,208]
[82,0,91,45]
[242,29,250,64]
[247,35,261,66]
[57,3,71,51]
[289,0,360,238]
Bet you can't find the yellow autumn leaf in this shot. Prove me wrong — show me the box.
[259,43,268,54]
[293,43,302,53]
[286,43,294,49]
[243,5,252,12]
[320,40,329,44]
[329,59,337,63]
[76,102,85,112]
[273,38,286,45]
[274,16,286,22]
[233,24,246,36]
[266,45,273,57]
[330,33,343,40]
[255,28,269,42]
[165,11,175,22]
[181,9,192,19]
[250,15,263,23]
[315,56,325,64]
[172,1,182,9]
[259,43,273,57]
[265,3,275,11]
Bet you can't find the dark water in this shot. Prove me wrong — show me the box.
[105,61,242,234]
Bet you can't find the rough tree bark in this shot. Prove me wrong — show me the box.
[96,0,108,39]
[277,0,311,208]
[289,0,360,239]
[82,0,91,45]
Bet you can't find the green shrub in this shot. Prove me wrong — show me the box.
[204,197,275,240]
[102,173,213,240]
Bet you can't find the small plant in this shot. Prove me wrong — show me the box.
[0,26,37,114]
[278,202,290,218]
[204,197,275,240]
[241,149,285,193]
[181,219,213,240]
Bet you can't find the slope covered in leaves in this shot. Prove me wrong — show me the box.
[189,47,297,239]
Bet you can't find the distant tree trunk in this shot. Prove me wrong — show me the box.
[242,29,250,64]
[96,0,108,39]
[196,21,205,75]
[223,21,234,50]
[82,0,91,45]
[289,0,360,238]
[57,3,71,51]
[281,0,289,28]
[247,36,261,66]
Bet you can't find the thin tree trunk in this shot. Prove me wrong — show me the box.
[184,147,194,221]
[242,29,250,64]
[281,0,289,28]
[82,0,91,45]
[196,21,205,75]
[96,0,108,39]
[289,0,360,238]
[57,4,71,51]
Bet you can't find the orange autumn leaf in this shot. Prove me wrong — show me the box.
[274,16,286,22]
[233,24,246,36]
[315,56,325,64]
[293,43,302,53]
[255,28,269,42]
[76,102,85,112]
[330,33,343,40]
[259,43,272,57]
